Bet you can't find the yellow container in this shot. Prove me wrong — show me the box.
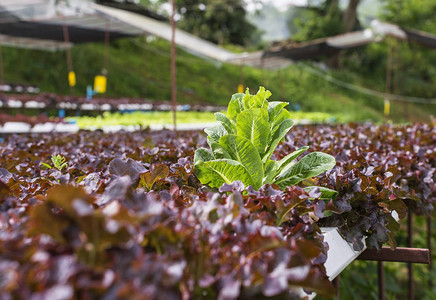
[94,75,107,93]
[384,99,390,116]
[68,71,76,87]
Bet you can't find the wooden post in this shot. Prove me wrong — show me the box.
[170,0,177,131]
[408,211,414,300]
[357,247,430,264]
[427,217,433,289]
[333,275,340,300]
[357,245,431,300]
[378,261,386,300]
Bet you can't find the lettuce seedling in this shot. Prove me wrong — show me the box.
[194,87,337,198]
[41,154,68,171]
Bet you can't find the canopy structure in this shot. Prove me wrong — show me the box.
[3,2,433,68]
[0,0,291,69]
[264,20,436,60]
[0,0,144,51]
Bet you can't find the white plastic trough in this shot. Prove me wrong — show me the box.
[324,210,399,281]
[7,99,23,108]
[322,227,366,280]
[81,122,218,132]
[80,103,97,110]
[24,101,47,109]
[294,227,366,299]
[0,122,79,133]
[300,211,399,299]
[58,102,78,109]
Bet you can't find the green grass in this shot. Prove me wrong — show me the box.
[2,37,435,122]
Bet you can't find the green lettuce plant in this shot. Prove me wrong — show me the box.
[41,154,68,171]
[194,87,337,198]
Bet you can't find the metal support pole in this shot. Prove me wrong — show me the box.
[333,275,340,299]
[393,40,406,121]
[408,211,414,300]
[384,38,392,120]
[378,261,386,300]
[393,40,398,96]
[62,24,73,73]
[0,42,4,85]
[240,56,245,87]
[104,20,110,74]
[62,23,73,94]
[260,56,265,85]
[143,34,147,98]
[170,0,177,131]
[279,69,284,100]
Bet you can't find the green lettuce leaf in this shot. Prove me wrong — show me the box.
[194,147,214,164]
[204,123,228,143]
[227,93,244,120]
[262,118,294,163]
[219,134,264,189]
[215,112,236,134]
[276,146,309,173]
[304,186,338,200]
[267,101,291,137]
[236,108,270,156]
[210,141,231,159]
[245,86,271,109]
[194,159,254,188]
[275,152,336,188]
[263,159,279,184]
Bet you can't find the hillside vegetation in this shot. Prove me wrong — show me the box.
[2,36,435,123]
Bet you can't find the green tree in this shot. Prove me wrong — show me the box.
[288,0,361,41]
[383,0,436,33]
[290,0,344,42]
[174,0,258,46]
[380,0,436,98]
[287,0,361,67]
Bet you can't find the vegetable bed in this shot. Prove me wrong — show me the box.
[0,122,434,299]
